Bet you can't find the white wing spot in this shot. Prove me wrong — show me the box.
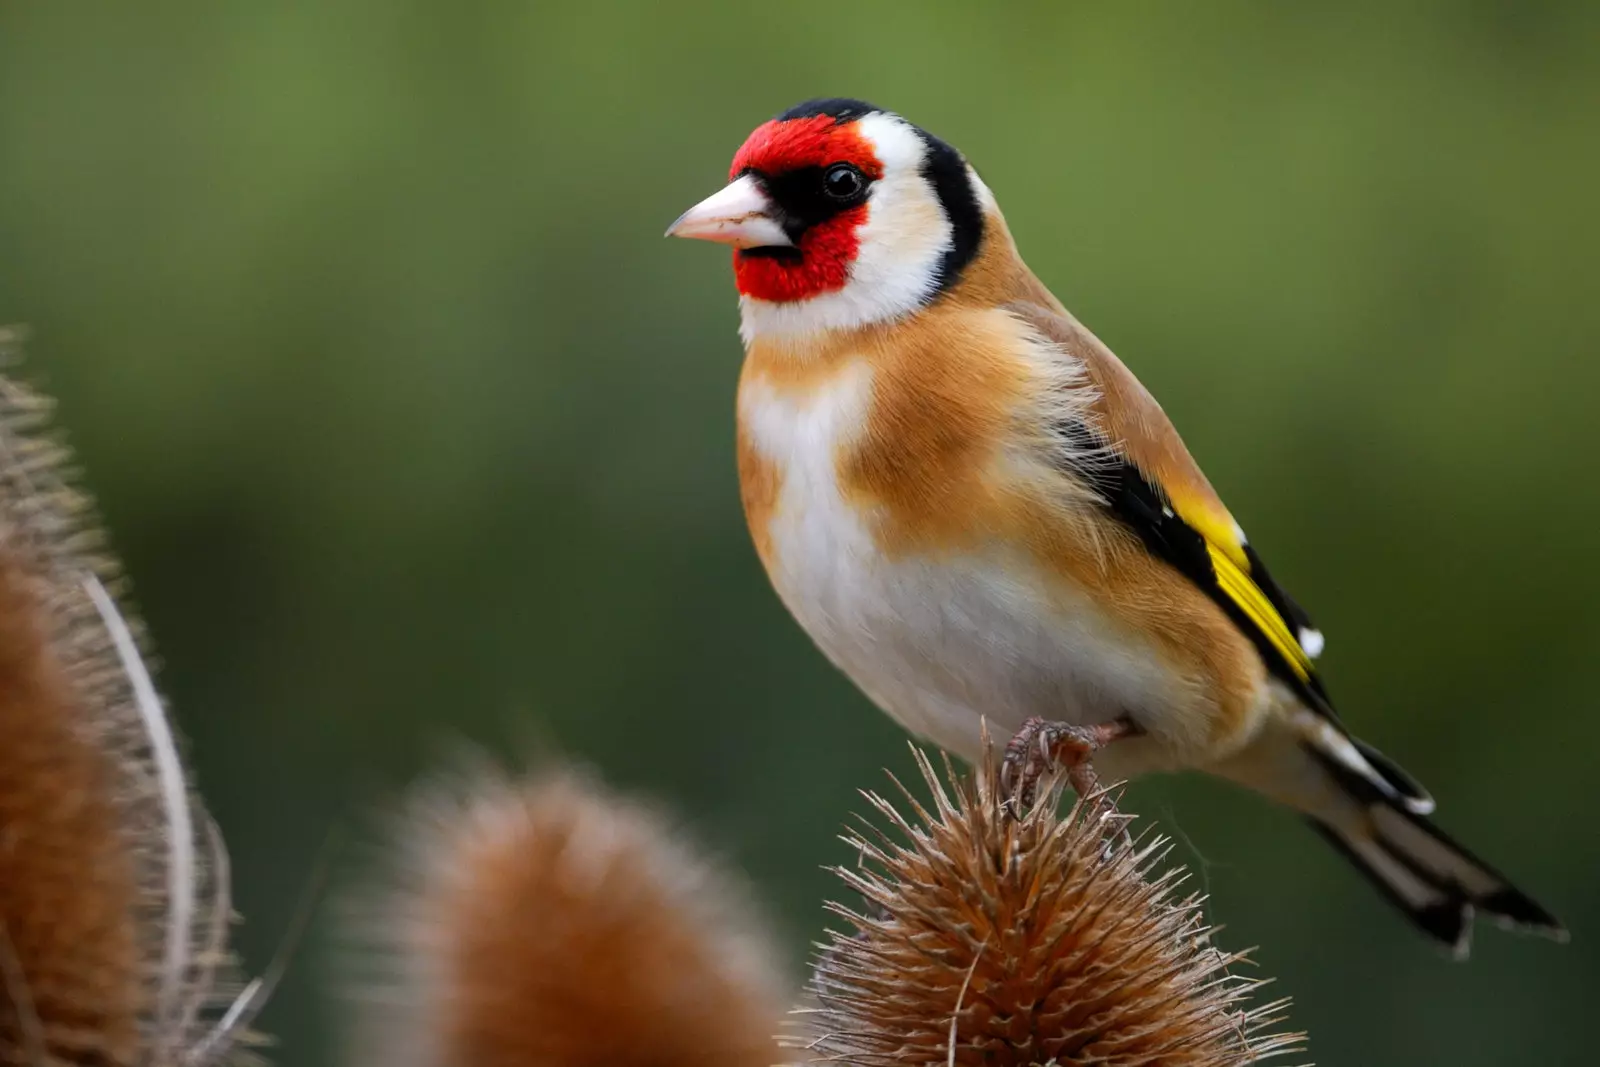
[1299,626,1326,658]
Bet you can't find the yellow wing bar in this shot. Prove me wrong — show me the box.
[1206,542,1313,681]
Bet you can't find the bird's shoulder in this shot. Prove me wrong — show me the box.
[935,224,1243,551]
[1005,300,1236,540]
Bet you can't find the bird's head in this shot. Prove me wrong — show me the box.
[667,98,989,341]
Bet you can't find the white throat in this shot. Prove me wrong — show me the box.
[738,112,959,345]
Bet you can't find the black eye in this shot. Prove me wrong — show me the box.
[823,163,865,201]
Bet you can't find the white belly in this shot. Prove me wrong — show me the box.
[741,363,1189,772]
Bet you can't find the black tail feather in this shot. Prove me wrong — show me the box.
[1310,818,1469,951]
[1309,799,1566,957]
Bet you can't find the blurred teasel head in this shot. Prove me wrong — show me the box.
[337,754,789,1067]
[0,329,266,1067]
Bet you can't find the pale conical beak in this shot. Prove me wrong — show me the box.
[665,174,793,249]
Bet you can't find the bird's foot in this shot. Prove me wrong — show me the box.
[1000,715,1142,814]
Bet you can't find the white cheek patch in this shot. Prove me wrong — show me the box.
[968,169,999,214]
[739,112,955,342]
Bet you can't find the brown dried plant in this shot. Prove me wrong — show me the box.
[340,757,789,1067]
[0,331,263,1067]
[792,745,1305,1067]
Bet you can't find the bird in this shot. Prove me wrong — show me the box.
[666,97,1565,955]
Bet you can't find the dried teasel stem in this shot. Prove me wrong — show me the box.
[792,743,1306,1067]
[339,755,789,1067]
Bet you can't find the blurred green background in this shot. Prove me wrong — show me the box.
[2,3,1597,1064]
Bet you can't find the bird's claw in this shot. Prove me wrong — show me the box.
[1000,717,1097,812]
[999,715,1142,818]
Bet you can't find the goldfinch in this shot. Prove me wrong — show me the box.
[667,98,1564,955]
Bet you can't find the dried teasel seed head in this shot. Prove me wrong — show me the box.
[340,755,789,1067]
[0,334,259,1067]
[793,745,1305,1067]
[0,533,143,1067]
